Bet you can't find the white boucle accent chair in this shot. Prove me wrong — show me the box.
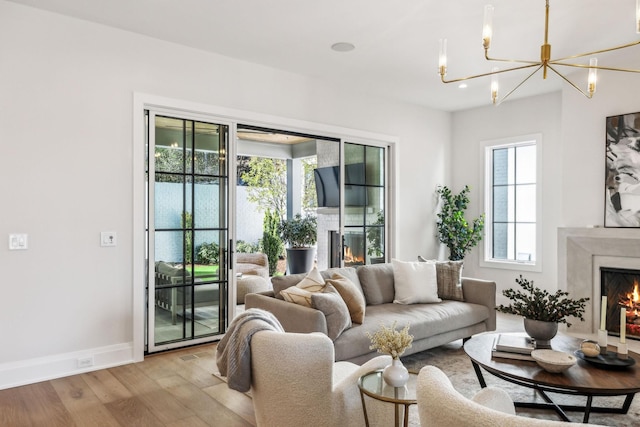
[417,366,604,426]
[250,330,395,427]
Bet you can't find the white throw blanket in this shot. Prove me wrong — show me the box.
[215,308,284,392]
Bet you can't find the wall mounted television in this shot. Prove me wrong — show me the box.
[314,163,368,207]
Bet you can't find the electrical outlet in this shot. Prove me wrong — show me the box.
[77,356,94,368]
[100,231,117,247]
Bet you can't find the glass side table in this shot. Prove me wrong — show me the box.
[358,369,418,427]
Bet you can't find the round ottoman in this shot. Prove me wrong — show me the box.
[237,274,271,304]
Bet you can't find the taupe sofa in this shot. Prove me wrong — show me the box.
[246,263,496,364]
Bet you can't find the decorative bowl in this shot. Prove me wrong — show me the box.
[531,349,577,373]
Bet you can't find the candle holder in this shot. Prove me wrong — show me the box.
[617,342,628,360]
[597,329,608,355]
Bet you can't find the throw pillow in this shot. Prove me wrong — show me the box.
[295,266,325,292]
[418,256,465,301]
[280,267,326,306]
[271,273,307,299]
[392,259,441,304]
[326,273,366,324]
[357,263,395,305]
[280,286,316,307]
[311,285,352,341]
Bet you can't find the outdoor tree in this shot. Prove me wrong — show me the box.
[241,157,287,220]
[301,157,318,214]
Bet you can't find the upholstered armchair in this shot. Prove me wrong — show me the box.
[416,366,604,426]
[250,330,394,427]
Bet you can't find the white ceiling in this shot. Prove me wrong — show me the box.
[7,0,640,111]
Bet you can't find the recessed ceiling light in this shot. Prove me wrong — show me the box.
[458,83,468,89]
[331,42,355,52]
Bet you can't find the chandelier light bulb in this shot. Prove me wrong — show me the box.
[491,67,499,104]
[483,5,494,49]
[439,38,448,76]
[587,58,598,97]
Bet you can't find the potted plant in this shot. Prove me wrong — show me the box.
[496,275,589,348]
[366,210,385,264]
[436,185,485,261]
[279,213,317,274]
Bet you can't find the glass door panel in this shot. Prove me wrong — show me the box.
[146,112,229,352]
[344,142,386,264]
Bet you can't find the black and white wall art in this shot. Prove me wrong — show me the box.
[605,111,640,227]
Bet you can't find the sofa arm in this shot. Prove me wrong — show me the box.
[245,292,328,334]
[461,277,496,331]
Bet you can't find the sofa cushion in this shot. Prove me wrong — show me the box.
[326,273,366,324]
[392,259,441,304]
[435,261,465,301]
[311,285,352,340]
[271,273,307,299]
[333,301,490,361]
[418,256,465,301]
[357,263,395,305]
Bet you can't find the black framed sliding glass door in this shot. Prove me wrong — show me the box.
[145,111,230,352]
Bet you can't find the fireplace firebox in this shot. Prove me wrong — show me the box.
[601,267,640,341]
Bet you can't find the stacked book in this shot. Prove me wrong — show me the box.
[491,334,535,361]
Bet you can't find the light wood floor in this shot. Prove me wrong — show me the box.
[0,344,255,427]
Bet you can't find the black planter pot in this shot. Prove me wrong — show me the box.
[286,247,316,274]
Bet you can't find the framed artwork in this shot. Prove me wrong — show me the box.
[605,111,640,227]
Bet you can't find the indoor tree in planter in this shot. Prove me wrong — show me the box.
[279,213,317,274]
[436,185,485,261]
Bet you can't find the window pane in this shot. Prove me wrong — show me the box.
[344,228,365,266]
[515,184,536,223]
[515,223,536,262]
[493,185,508,222]
[155,177,184,229]
[493,222,508,259]
[493,148,508,185]
[155,230,185,265]
[155,116,185,174]
[194,122,222,176]
[365,145,384,186]
[344,206,365,226]
[193,177,224,229]
[516,144,536,184]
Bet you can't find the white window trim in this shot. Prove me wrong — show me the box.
[479,133,543,273]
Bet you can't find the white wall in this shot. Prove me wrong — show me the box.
[452,75,640,305]
[451,92,563,300]
[0,1,449,388]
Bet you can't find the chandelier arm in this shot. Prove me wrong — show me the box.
[484,50,540,65]
[440,63,540,84]
[551,40,640,62]
[495,65,544,105]
[546,64,592,99]
[549,61,640,73]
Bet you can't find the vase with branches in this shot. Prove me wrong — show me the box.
[436,185,485,261]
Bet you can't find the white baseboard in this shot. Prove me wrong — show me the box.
[0,342,135,390]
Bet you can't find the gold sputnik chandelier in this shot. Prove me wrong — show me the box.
[438,0,640,104]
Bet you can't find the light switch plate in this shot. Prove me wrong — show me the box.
[9,234,28,250]
[101,231,117,247]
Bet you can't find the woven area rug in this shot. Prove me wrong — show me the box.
[400,339,640,426]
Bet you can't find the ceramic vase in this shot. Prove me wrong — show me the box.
[523,318,558,349]
[382,358,409,387]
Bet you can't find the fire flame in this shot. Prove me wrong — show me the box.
[344,246,364,264]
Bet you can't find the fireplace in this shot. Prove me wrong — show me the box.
[601,267,640,341]
[328,230,365,267]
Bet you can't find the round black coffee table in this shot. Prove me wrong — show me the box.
[464,332,640,423]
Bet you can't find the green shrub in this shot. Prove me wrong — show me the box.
[263,210,283,276]
[236,240,260,253]
[196,242,219,265]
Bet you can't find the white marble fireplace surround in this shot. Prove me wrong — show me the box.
[559,227,640,339]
